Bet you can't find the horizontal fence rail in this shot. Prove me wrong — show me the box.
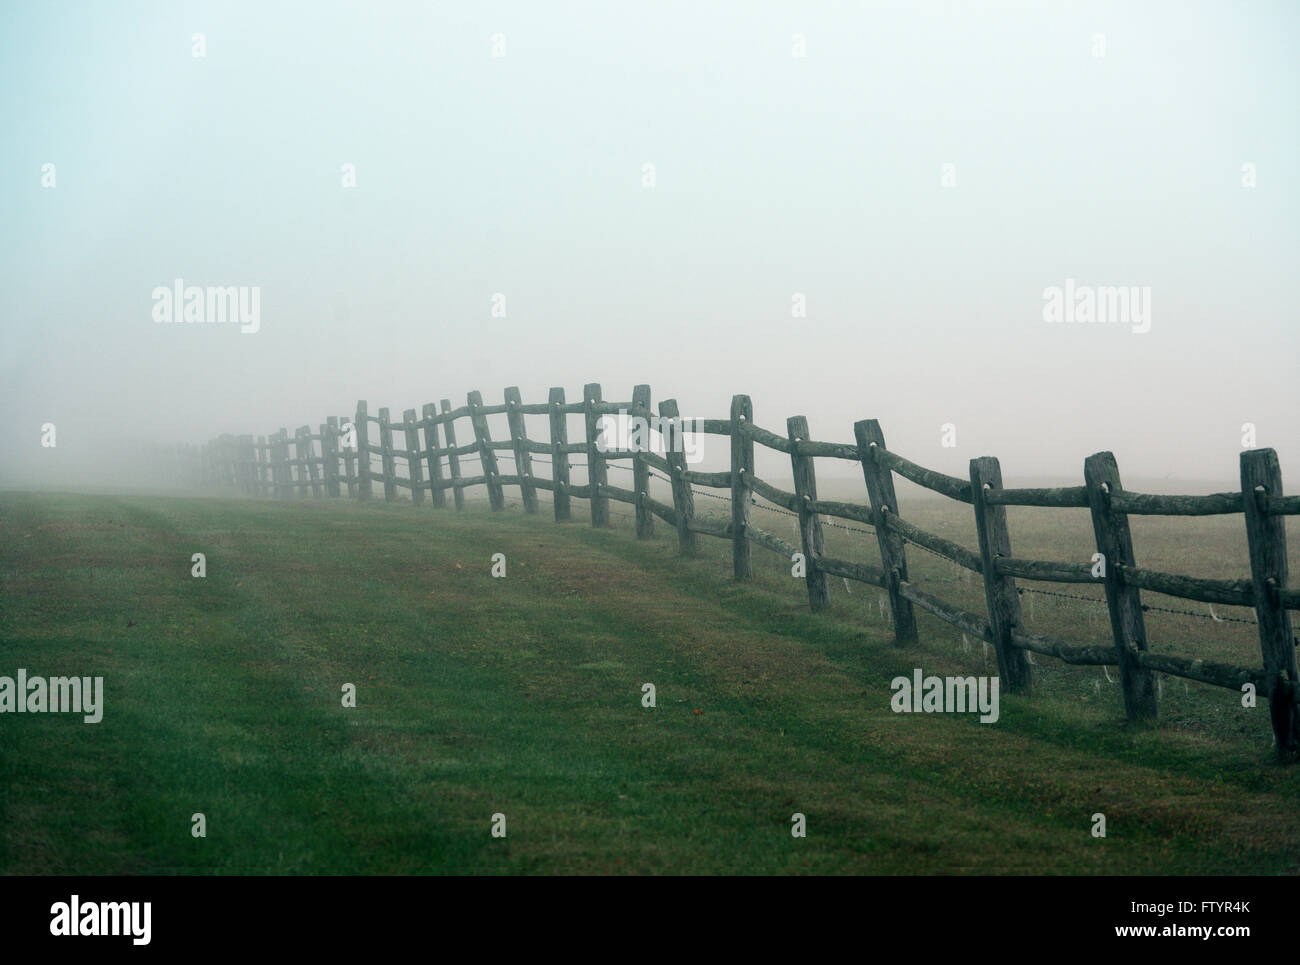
[196,383,1300,759]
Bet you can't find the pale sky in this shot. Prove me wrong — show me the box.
[2,0,1296,489]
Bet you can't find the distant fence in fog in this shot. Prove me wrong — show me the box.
[195,381,1300,759]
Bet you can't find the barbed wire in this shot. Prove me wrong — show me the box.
[493,452,1262,626]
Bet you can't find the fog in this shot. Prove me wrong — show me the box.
[2,0,1296,494]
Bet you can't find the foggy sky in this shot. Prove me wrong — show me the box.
[2,0,1297,491]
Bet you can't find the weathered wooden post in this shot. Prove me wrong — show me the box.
[422,404,446,509]
[233,435,249,493]
[787,415,829,610]
[230,435,240,488]
[219,435,234,487]
[278,428,294,499]
[354,401,373,500]
[377,408,398,501]
[261,437,273,498]
[971,456,1033,693]
[853,420,918,645]
[1083,451,1157,719]
[728,397,759,577]
[504,387,539,514]
[1241,448,1299,754]
[584,382,610,527]
[467,391,505,510]
[245,435,259,493]
[339,414,357,498]
[256,435,270,497]
[440,399,465,511]
[323,418,340,497]
[236,434,251,493]
[402,408,425,505]
[289,428,302,497]
[632,384,654,538]
[299,426,322,497]
[660,399,695,552]
[291,429,307,498]
[549,388,571,522]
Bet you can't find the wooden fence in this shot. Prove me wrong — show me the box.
[197,383,1300,757]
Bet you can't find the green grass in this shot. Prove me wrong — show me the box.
[1,489,1298,874]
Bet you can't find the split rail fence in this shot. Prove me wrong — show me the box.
[199,383,1300,757]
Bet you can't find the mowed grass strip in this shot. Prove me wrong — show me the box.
[1,491,1298,874]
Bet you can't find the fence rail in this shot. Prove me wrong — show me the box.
[195,383,1300,758]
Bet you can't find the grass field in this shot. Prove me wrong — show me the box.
[1,489,1298,874]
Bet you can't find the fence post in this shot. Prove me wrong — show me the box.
[256,435,270,498]
[1083,451,1157,720]
[354,401,373,500]
[584,382,610,526]
[230,436,241,488]
[422,404,446,509]
[467,390,505,510]
[234,434,249,493]
[660,399,695,552]
[217,435,231,487]
[289,428,302,496]
[288,428,303,497]
[971,456,1033,693]
[853,420,918,645]
[632,384,654,538]
[300,425,322,497]
[730,395,753,576]
[402,408,425,505]
[276,428,293,498]
[273,432,286,496]
[441,399,465,510]
[338,414,357,498]
[505,387,539,514]
[377,407,398,501]
[235,434,250,493]
[549,388,571,522]
[1241,448,1299,755]
[787,415,829,610]
[245,434,258,494]
[323,418,340,497]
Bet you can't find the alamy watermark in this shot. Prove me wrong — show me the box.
[50,895,150,945]
[595,408,706,464]
[890,669,999,723]
[1042,278,1150,334]
[0,670,103,723]
[152,279,260,333]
